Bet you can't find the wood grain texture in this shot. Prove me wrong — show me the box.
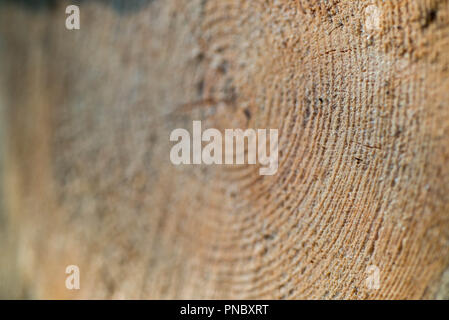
[0,0,449,299]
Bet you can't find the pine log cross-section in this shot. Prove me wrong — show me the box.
[0,0,449,299]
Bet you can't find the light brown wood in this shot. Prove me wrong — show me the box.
[0,0,449,299]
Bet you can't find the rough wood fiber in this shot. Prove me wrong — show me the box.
[0,0,449,299]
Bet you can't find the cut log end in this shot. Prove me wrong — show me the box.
[0,0,449,299]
